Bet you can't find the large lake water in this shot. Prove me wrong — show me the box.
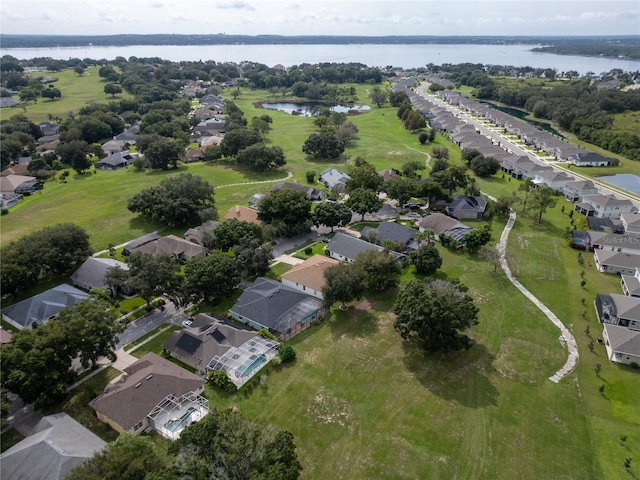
[3,44,640,75]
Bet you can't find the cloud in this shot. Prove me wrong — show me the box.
[148,1,164,8]
[217,1,255,11]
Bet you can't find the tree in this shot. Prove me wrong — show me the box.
[66,434,170,480]
[345,188,383,221]
[220,127,262,157]
[403,110,427,131]
[517,178,535,213]
[0,326,76,408]
[463,224,492,251]
[368,86,388,108]
[402,160,424,178]
[55,298,124,369]
[74,65,85,76]
[232,237,273,277]
[313,201,352,232]
[430,157,450,175]
[214,218,265,251]
[171,409,302,480]
[433,165,468,194]
[432,147,450,160]
[470,156,501,177]
[419,131,430,145]
[322,263,366,310]
[144,137,181,170]
[384,176,416,207]
[235,143,286,172]
[529,186,557,223]
[184,252,242,304]
[128,173,216,227]
[478,245,502,272]
[389,90,409,107]
[258,189,312,237]
[305,170,316,183]
[56,140,92,173]
[104,83,122,97]
[352,249,402,291]
[104,265,130,295]
[302,132,345,160]
[409,243,443,275]
[393,279,479,352]
[336,120,359,144]
[346,161,383,192]
[126,252,182,309]
[41,86,61,100]
[19,87,39,103]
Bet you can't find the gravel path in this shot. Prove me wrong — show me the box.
[495,205,579,383]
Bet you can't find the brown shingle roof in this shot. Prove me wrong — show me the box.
[223,205,263,225]
[89,352,204,431]
[281,255,339,292]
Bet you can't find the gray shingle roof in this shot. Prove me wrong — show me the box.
[71,257,129,291]
[0,413,106,480]
[230,277,323,335]
[1,284,91,330]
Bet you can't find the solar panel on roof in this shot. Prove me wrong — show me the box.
[175,333,201,354]
[210,329,226,342]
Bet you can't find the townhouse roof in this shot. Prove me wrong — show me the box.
[603,323,640,356]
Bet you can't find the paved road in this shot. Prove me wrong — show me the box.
[116,300,186,348]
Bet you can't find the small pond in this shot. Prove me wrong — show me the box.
[258,101,370,116]
[597,173,640,195]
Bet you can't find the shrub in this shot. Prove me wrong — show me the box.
[279,345,297,363]
[305,170,316,183]
[1,208,8,215]
[630,362,639,369]
[257,328,279,342]
[304,246,313,255]
[207,369,237,392]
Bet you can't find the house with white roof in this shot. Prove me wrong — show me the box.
[575,194,635,219]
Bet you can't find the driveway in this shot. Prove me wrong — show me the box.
[116,300,186,348]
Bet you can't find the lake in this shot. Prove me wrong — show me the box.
[597,174,640,195]
[3,44,640,75]
[259,102,370,116]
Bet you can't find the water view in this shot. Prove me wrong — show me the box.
[4,44,640,75]
[258,102,370,116]
[597,174,640,195]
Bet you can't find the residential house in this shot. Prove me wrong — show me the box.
[568,152,618,167]
[194,117,225,134]
[223,205,263,225]
[0,97,21,108]
[595,293,640,331]
[532,170,574,193]
[319,168,350,192]
[113,123,140,144]
[378,169,397,182]
[101,139,127,155]
[588,231,640,256]
[0,413,106,480]
[594,250,640,275]
[602,323,640,365]
[0,327,12,345]
[163,313,280,388]
[199,135,223,149]
[620,213,640,234]
[183,219,220,246]
[563,180,599,203]
[94,152,137,170]
[281,254,339,299]
[129,234,208,261]
[327,232,406,263]
[38,121,59,137]
[271,182,326,201]
[89,352,208,440]
[70,257,129,293]
[446,195,487,220]
[0,174,40,194]
[122,233,161,256]
[1,284,91,330]
[184,148,204,163]
[248,193,266,210]
[360,221,419,252]
[418,213,473,244]
[575,194,635,219]
[621,267,640,298]
[229,277,325,340]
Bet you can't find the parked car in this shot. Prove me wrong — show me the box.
[182,318,194,328]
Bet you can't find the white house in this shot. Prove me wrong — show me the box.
[575,194,635,219]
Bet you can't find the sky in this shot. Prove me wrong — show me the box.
[1,0,639,37]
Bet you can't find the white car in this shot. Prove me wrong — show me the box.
[181,318,193,328]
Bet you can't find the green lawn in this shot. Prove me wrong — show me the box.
[5,67,133,124]
[0,428,24,453]
[130,325,183,358]
[265,262,293,281]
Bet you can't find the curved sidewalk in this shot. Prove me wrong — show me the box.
[497,208,579,383]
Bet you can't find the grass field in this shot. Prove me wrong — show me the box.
[2,80,639,478]
[3,66,133,124]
